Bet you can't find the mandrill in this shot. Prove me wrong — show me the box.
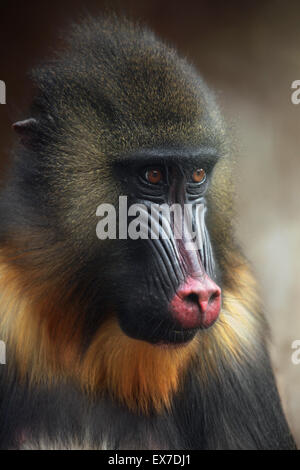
[0,16,296,449]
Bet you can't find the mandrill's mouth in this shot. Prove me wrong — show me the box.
[153,328,198,348]
[117,303,200,346]
[116,276,221,346]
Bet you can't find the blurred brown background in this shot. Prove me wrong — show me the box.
[0,0,300,445]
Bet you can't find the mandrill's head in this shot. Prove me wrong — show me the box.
[5,16,234,351]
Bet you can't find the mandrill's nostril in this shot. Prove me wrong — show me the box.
[184,293,199,305]
[182,290,218,312]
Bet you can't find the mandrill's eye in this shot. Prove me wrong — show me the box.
[145,168,163,184]
[192,168,206,184]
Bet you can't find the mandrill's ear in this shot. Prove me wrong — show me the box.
[12,118,38,146]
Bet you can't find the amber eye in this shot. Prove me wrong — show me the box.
[145,168,162,184]
[192,168,206,183]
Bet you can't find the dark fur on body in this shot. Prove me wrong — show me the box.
[0,16,295,449]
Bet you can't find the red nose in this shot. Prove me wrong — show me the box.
[170,276,221,329]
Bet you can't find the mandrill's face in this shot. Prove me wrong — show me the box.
[102,147,222,346]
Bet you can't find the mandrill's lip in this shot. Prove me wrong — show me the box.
[151,327,198,347]
[117,304,199,346]
[153,340,192,349]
